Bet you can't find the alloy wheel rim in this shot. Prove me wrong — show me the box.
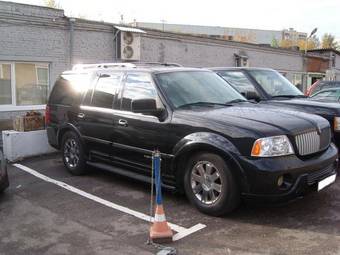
[64,138,80,168]
[191,161,223,205]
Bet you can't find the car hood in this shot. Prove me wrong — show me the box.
[173,103,329,138]
[266,98,340,121]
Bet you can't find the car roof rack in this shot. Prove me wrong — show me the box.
[133,62,182,67]
[71,62,182,71]
[72,63,137,71]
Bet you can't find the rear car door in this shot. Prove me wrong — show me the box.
[77,72,123,159]
[111,72,171,174]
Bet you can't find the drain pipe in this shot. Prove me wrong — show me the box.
[113,26,120,61]
[69,18,76,68]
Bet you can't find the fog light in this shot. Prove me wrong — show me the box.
[277,176,284,187]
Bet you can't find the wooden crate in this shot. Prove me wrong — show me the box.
[13,115,45,132]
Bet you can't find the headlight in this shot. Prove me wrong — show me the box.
[334,117,340,131]
[251,135,294,157]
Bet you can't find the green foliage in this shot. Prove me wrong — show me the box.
[271,37,279,48]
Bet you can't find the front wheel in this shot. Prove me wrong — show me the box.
[184,152,240,216]
[61,131,87,175]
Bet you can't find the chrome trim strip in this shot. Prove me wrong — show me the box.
[82,135,174,158]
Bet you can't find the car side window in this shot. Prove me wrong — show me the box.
[91,73,123,109]
[218,71,258,95]
[121,73,163,112]
[312,90,338,100]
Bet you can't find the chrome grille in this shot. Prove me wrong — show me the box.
[295,131,320,156]
[295,127,331,156]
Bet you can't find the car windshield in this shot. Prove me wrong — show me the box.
[248,69,303,97]
[155,71,246,109]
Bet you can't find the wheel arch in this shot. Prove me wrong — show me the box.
[57,123,85,150]
[171,132,249,193]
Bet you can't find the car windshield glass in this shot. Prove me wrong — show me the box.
[217,71,257,94]
[155,71,246,109]
[248,69,303,97]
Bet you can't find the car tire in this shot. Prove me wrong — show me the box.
[184,152,240,216]
[61,131,87,175]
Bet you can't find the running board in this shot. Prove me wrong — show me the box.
[87,161,176,191]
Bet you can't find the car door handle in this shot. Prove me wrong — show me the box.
[118,119,128,127]
[78,113,85,118]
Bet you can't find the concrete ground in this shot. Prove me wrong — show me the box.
[1,153,340,255]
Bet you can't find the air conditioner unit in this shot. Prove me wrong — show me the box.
[234,53,249,67]
[120,31,141,61]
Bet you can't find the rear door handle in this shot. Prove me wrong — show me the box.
[118,119,128,127]
[78,113,85,118]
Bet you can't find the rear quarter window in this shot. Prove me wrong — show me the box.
[48,74,89,106]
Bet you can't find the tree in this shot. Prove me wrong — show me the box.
[44,0,61,9]
[271,37,279,48]
[321,33,339,49]
[279,39,293,48]
[297,35,320,51]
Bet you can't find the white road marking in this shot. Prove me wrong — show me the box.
[13,163,206,241]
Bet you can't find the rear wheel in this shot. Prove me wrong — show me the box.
[61,131,87,175]
[184,152,240,216]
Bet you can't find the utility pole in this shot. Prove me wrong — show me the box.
[303,28,318,92]
[305,27,318,54]
[161,19,166,32]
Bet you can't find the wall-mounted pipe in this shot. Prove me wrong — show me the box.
[69,18,76,68]
[112,27,120,61]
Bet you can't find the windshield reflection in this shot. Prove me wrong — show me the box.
[248,70,303,97]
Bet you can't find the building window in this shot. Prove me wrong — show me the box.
[0,64,12,105]
[292,73,303,91]
[0,62,49,109]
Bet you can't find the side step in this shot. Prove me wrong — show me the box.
[87,161,176,191]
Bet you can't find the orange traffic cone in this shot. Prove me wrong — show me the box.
[149,151,173,243]
[150,204,173,243]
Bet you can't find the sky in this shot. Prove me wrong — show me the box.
[5,0,340,39]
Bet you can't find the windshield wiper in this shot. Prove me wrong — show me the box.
[271,94,307,99]
[177,102,227,109]
[225,99,247,104]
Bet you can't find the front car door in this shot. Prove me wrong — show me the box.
[111,72,172,175]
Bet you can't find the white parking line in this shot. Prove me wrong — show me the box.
[13,163,206,241]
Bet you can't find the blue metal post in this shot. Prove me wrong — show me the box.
[153,151,162,205]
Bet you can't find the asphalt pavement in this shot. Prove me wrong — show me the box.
[1,153,340,255]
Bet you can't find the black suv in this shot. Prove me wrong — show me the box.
[46,64,338,216]
[211,67,340,150]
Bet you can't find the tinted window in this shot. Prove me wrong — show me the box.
[49,78,77,105]
[311,90,340,101]
[217,71,258,94]
[121,73,160,111]
[49,73,90,106]
[92,73,122,109]
[155,71,246,108]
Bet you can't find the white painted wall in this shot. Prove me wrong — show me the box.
[2,130,56,162]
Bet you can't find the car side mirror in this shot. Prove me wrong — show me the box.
[131,98,164,118]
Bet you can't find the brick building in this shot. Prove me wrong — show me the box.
[0,1,339,129]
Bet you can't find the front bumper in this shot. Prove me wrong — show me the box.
[0,166,9,192]
[239,143,338,203]
[0,150,9,192]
